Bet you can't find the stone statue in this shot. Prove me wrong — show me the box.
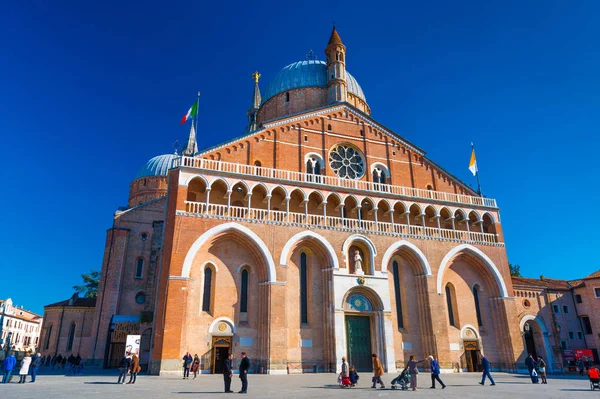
[354,250,364,275]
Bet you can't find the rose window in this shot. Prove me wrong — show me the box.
[329,145,365,179]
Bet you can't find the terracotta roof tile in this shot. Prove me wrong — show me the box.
[511,276,570,290]
[45,297,96,308]
[584,270,600,279]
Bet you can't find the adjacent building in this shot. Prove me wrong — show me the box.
[0,298,43,352]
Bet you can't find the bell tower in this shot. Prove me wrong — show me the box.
[325,26,348,104]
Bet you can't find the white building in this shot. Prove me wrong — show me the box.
[0,298,43,352]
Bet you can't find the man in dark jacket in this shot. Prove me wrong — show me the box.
[117,356,131,384]
[31,353,43,383]
[525,354,538,383]
[182,352,193,379]
[223,353,234,393]
[478,355,495,386]
[238,352,250,394]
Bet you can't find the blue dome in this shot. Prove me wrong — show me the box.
[136,154,177,179]
[262,60,366,104]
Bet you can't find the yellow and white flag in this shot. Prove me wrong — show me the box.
[468,148,478,176]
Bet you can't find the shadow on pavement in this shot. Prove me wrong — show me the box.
[560,389,594,392]
[84,382,121,384]
[174,392,229,394]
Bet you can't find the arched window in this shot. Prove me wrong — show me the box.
[202,267,213,313]
[392,261,404,329]
[445,284,457,327]
[372,168,386,185]
[44,325,52,350]
[135,258,144,279]
[473,285,483,327]
[300,252,308,324]
[66,322,76,351]
[240,269,249,314]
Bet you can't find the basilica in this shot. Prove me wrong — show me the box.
[40,28,540,375]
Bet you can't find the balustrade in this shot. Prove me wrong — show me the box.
[175,157,497,208]
[182,201,500,246]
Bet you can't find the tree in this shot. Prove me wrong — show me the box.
[509,263,522,277]
[73,270,100,298]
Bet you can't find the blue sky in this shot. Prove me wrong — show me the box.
[1,1,598,314]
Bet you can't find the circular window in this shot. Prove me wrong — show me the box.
[140,233,148,241]
[523,299,531,308]
[329,145,365,179]
[135,292,146,304]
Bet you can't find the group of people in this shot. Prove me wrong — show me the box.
[182,351,251,394]
[339,353,503,390]
[525,354,548,384]
[1,352,43,384]
[117,353,141,384]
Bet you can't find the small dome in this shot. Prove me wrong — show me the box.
[136,154,177,179]
[262,60,366,104]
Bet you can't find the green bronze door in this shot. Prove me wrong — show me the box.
[345,315,372,372]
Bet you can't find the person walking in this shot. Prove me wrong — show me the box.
[223,353,234,393]
[127,353,140,384]
[61,355,67,370]
[68,354,75,373]
[182,352,192,379]
[371,354,385,388]
[56,354,63,369]
[2,351,17,383]
[479,355,496,386]
[191,354,200,379]
[537,356,547,384]
[117,355,131,384]
[30,353,42,383]
[578,359,585,376]
[51,355,57,369]
[18,353,32,384]
[428,355,446,389]
[238,352,250,394]
[525,354,538,383]
[406,355,420,391]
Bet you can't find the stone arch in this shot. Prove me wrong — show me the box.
[436,244,508,297]
[340,285,385,311]
[342,234,377,270]
[519,314,548,334]
[181,222,276,282]
[279,231,339,269]
[380,240,432,275]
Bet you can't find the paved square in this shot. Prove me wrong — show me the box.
[0,370,596,398]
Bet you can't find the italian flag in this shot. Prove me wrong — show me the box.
[180,102,198,124]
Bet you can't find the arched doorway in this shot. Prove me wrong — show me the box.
[523,321,537,359]
[460,326,481,372]
[208,318,234,374]
[342,289,385,372]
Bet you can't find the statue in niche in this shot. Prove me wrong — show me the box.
[354,249,364,275]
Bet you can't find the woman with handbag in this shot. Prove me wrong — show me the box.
[537,356,547,384]
[191,354,200,379]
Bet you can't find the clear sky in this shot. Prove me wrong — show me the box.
[1,1,599,314]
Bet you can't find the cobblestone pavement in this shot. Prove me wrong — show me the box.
[0,369,596,399]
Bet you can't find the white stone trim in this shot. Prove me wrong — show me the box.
[519,314,548,334]
[380,240,432,276]
[436,244,508,298]
[279,230,339,269]
[341,234,377,271]
[181,222,276,282]
[208,317,236,334]
[460,324,480,339]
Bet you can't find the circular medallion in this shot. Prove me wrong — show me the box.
[218,322,227,332]
[329,145,365,179]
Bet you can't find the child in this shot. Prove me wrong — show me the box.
[349,365,359,387]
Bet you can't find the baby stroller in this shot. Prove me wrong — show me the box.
[589,367,600,390]
[391,368,410,390]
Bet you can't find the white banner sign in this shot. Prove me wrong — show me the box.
[125,334,141,357]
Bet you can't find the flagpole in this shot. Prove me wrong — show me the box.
[472,142,482,196]
[195,91,200,142]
